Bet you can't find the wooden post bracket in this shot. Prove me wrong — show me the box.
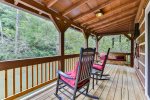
[123,33,132,40]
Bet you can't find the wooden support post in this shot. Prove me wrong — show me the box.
[50,15,70,72]
[82,30,90,48]
[95,35,103,60]
[124,33,133,67]
[130,34,134,67]
[85,36,89,48]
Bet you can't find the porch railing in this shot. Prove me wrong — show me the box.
[0,54,79,100]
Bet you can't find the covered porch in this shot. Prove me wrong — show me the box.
[23,64,146,100]
[0,0,149,100]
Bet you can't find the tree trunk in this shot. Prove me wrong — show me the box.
[15,9,19,55]
[0,20,3,43]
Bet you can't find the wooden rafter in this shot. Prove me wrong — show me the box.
[81,0,139,26]
[47,0,58,8]
[73,0,115,21]
[62,0,89,16]
[87,7,138,28]
[93,14,136,31]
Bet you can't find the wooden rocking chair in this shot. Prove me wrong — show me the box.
[54,48,99,100]
[92,48,110,89]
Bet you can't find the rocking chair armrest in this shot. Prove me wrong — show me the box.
[94,63,102,66]
[57,70,74,80]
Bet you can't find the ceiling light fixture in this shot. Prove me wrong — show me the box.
[96,9,104,17]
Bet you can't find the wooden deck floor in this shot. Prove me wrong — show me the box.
[27,64,146,100]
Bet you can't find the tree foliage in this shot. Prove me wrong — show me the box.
[0,3,131,61]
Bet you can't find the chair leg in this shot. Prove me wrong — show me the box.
[96,72,98,85]
[86,83,90,94]
[55,76,60,95]
[72,89,77,100]
[93,74,94,89]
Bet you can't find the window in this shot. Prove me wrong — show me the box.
[0,3,59,61]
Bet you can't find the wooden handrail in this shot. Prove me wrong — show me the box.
[0,54,79,100]
[0,54,79,71]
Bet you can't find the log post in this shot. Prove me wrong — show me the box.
[130,34,134,67]
[123,33,134,67]
[95,35,103,60]
[82,30,90,48]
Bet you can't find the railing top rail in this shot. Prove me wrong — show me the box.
[0,54,79,71]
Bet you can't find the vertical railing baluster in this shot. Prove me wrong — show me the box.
[41,64,43,83]
[54,61,56,78]
[71,58,73,70]
[13,68,15,95]
[5,70,8,98]
[36,64,38,85]
[20,67,22,92]
[26,66,28,89]
[45,63,47,82]
[32,65,34,87]
[52,62,54,79]
[49,62,50,80]
[67,59,68,72]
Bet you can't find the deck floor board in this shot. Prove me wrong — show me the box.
[28,64,146,100]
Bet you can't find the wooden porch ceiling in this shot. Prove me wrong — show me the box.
[2,0,140,36]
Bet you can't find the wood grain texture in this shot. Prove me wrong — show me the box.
[28,64,146,100]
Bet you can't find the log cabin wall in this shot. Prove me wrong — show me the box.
[134,0,149,89]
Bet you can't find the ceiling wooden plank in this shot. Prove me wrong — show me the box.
[87,7,138,28]
[96,20,134,32]
[47,0,58,8]
[97,28,134,34]
[96,31,132,36]
[94,19,135,32]
[73,0,114,21]
[93,14,136,31]
[62,0,89,16]
[81,0,139,26]
[97,26,133,34]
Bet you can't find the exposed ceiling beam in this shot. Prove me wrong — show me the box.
[94,19,134,31]
[47,0,58,8]
[62,0,89,16]
[87,7,138,28]
[73,0,115,21]
[81,0,139,26]
[93,14,136,31]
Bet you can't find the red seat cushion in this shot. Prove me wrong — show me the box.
[60,62,89,88]
[93,64,104,70]
[60,71,89,88]
[100,53,106,60]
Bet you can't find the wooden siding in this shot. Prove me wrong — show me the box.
[134,0,149,88]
